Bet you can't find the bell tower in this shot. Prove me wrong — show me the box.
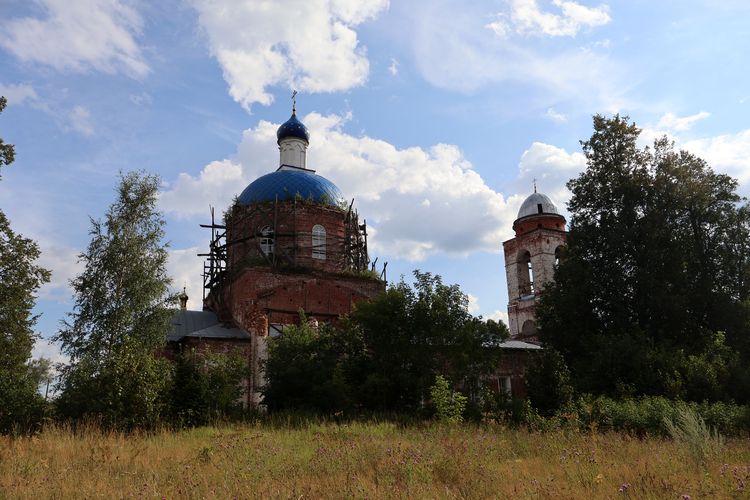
[502,188,566,341]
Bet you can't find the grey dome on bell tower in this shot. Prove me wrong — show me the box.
[516,192,559,219]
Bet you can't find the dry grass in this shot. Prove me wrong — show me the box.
[1,421,748,499]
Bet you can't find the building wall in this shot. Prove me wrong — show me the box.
[493,349,541,399]
[227,201,350,274]
[207,267,384,328]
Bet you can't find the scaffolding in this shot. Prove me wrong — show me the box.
[199,199,385,299]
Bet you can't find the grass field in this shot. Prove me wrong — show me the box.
[1,421,748,499]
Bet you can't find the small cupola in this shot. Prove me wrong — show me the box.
[276,91,310,170]
[178,287,189,310]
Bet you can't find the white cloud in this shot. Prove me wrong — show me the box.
[159,160,245,218]
[485,309,510,326]
[388,58,399,76]
[32,338,68,367]
[36,243,82,302]
[411,0,626,110]
[656,111,710,132]
[467,293,480,314]
[162,111,526,260]
[190,0,388,110]
[512,141,585,217]
[545,107,567,122]
[68,106,94,136]
[486,0,611,38]
[683,130,750,185]
[0,83,38,105]
[0,0,149,78]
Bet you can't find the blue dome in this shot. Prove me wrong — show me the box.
[238,170,343,207]
[276,113,310,143]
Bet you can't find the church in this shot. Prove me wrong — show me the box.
[166,102,384,405]
[166,101,567,405]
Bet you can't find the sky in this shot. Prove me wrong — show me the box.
[1,0,750,366]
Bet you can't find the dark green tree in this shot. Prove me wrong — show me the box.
[55,171,175,429]
[524,348,573,417]
[349,271,507,412]
[537,114,750,401]
[0,96,51,433]
[170,350,246,427]
[263,272,507,414]
[263,313,361,413]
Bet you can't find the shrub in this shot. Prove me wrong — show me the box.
[430,375,467,423]
[525,348,574,417]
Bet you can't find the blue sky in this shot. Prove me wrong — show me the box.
[1,0,750,364]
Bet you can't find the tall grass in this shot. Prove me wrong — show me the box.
[1,420,748,498]
[664,406,724,463]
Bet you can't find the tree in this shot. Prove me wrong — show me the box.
[262,272,508,414]
[0,96,51,433]
[537,115,750,401]
[524,348,573,417]
[0,97,15,172]
[170,350,246,427]
[349,271,507,412]
[55,171,175,429]
[263,314,359,413]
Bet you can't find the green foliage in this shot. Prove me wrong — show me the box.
[349,271,507,412]
[0,100,51,434]
[538,114,750,402]
[263,272,507,415]
[0,96,15,172]
[525,348,573,417]
[263,313,360,413]
[429,375,467,423]
[55,171,175,430]
[170,350,247,427]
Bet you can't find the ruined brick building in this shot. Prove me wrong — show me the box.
[494,188,567,397]
[167,103,384,405]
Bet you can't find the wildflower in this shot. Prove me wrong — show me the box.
[681,495,691,500]
[618,483,630,493]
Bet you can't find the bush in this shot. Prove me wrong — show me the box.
[525,348,574,417]
[170,350,247,427]
[429,375,467,423]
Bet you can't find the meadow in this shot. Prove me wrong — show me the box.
[1,420,748,499]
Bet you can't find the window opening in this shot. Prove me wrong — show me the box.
[498,376,512,396]
[537,203,543,214]
[312,224,326,260]
[554,245,563,267]
[260,226,274,255]
[517,250,534,296]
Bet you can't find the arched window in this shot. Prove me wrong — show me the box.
[260,226,274,255]
[554,245,564,268]
[517,250,534,296]
[312,224,326,260]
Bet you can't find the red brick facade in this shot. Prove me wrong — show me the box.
[206,266,383,330]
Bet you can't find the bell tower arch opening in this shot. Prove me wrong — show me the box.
[517,250,534,296]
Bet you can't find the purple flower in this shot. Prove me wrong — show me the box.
[618,483,631,493]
